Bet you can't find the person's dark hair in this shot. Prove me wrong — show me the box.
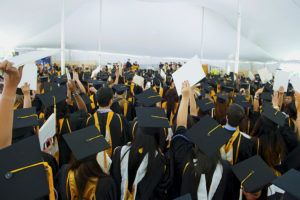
[96,87,113,107]
[123,127,162,191]
[215,101,228,124]
[133,85,143,95]
[67,155,107,200]
[226,103,245,127]
[190,148,221,193]
[165,88,179,120]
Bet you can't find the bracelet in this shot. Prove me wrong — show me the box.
[72,92,80,97]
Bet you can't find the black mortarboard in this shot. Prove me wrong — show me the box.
[197,99,216,112]
[286,90,295,97]
[272,169,300,200]
[88,80,106,89]
[43,82,59,93]
[266,193,283,200]
[113,84,129,94]
[54,75,68,84]
[99,72,109,81]
[240,83,249,89]
[262,105,286,126]
[135,107,169,128]
[125,72,135,80]
[40,76,49,83]
[136,89,163,107]
[72,93,92,105]
[232,155,277,193]
[13,107,38,129]
[0,135,50,200]
[185,115,231,156]
[37,86,67,107]
[233,95,251,108]
[174,194,192,200]
[202,83,214,92]
[261,92,272,101]
[63,126,110,161]
[264,82,273,93]
[215,93,228,103]
[222,85,234,93]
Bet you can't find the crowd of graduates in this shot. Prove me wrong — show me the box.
[0,59,300,200]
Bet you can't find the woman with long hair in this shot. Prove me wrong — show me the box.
[111,110,172,200]
[171,81,235,200]
[162,88,179,126]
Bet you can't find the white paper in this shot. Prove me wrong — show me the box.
[8,49,59,67]
[39,113,56,150]
[107,64,113,69]
[290,75,300,93]
[273,70,290,91]
[172,55,205,95]
[18,62,37,91]
[258,67,272,83]
[91,66,101,78]
[133,75,144,87]
[160,69,166,80]
[66,68,71,81]
[248,71,255,81]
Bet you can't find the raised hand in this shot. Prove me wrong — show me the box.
[21,82,30,96]
[181,80,190,99]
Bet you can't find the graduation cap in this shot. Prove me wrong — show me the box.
[136,89,163,107]
[232,155,277,193]
[272,169,300,200]
[267,193,283,200]
[37,86,67,107]
[125,72,135,80]
[39,76,49,83]
[113,84,129,94]
[43,82,59,93]
[197,99,216,112]
[202,83,214,92]
[233,95,251,108]
[63,126,110,161]
[72,93,92,105]
[13,107,39,129]
[215,93,228,103]
[88,80,106,90]
[240,83,249,89]
[286,89,295,97]
[261,92,272,102]
[54,75,68,84]
[222,85,234,93]
[135,107,169,128]
[0,135,51,200]
[174,194,192,200]
[262,105,286,127]
[185,115,231,157]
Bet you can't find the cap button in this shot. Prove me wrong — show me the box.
[4,172,12,180]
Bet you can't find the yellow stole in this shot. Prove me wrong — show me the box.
[220,127,241,165]
[66,170,98,200]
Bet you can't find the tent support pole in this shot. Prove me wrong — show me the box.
[234,0,242,74]
[60,0,65,75]
[98,0,103,67]
[200,7,205,64]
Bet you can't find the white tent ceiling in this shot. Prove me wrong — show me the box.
[1,0,300,62]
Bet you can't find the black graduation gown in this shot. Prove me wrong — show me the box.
[111,100,136,121]
[171,126,235,200]
[86,111,131,151]
[55,165,118,200]
[58,110,88,167]
[111,146,173,200]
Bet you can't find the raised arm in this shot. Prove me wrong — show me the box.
[0,61,23,149]
[21,82,32,108]
[73,71,86,94]
[176,81,190,129]
[253,88,263,112]
[278,86,284,110]
[189,86,197,116]
[67,80,87,113]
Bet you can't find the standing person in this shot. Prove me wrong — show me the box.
[86,87,131,156]
[0,60,23,149]
[126,59,132,70]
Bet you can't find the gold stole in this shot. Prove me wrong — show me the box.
[123,101,128,117]
[66,170,98,200]
[220,127,241,165]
